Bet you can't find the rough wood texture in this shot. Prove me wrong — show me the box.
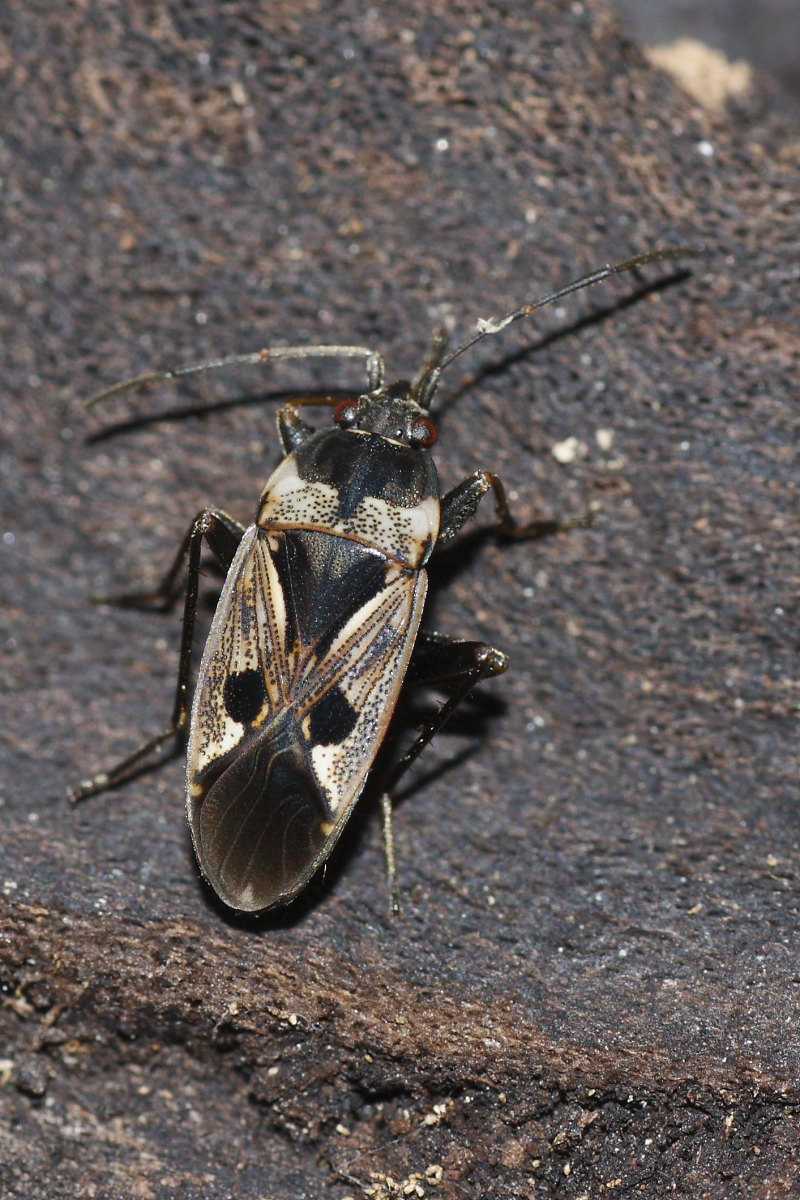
[2,2,798,1196]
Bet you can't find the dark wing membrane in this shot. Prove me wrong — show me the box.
[189,710,329,911]
[186,526,425,911]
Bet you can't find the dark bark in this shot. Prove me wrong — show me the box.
[2,2,798,1196]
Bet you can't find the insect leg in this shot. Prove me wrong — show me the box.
[378,630,508,914]
[438,470,590,544]
[276,394,346,453]
[71,509,244,801]
[99,509,246,610]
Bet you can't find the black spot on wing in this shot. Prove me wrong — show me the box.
[308,685,358,746]
[223,668,266,725]
[190,713,331,912]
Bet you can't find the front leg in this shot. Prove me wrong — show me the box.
[438,470,590,544]
[277,394,345,454]
[71,508,245,801]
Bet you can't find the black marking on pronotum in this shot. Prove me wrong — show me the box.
[72,246,697,914]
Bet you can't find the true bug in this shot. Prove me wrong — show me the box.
[73,247,695,913]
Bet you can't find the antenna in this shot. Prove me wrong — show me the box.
[415,245,699,410]
[85,345,386,410]
[84,247,698,415]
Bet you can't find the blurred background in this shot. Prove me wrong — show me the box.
[612,0,800,108]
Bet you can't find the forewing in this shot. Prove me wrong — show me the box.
[298,556,427,823]
[187,525,301,772]
[186,527,425,911]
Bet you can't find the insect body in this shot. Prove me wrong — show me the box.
[73,247,695,912]
[188,385,445,911]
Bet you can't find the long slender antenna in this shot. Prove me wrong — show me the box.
[410,327,449,396]
[85,345,386,410]
[416,245,699,410]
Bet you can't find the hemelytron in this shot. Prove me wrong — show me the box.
[73,247,695,913]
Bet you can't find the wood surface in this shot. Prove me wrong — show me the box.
[2,2,798,1196]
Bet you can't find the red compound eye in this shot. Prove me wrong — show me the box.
[333,398,358,425]
[411,416,437,447]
